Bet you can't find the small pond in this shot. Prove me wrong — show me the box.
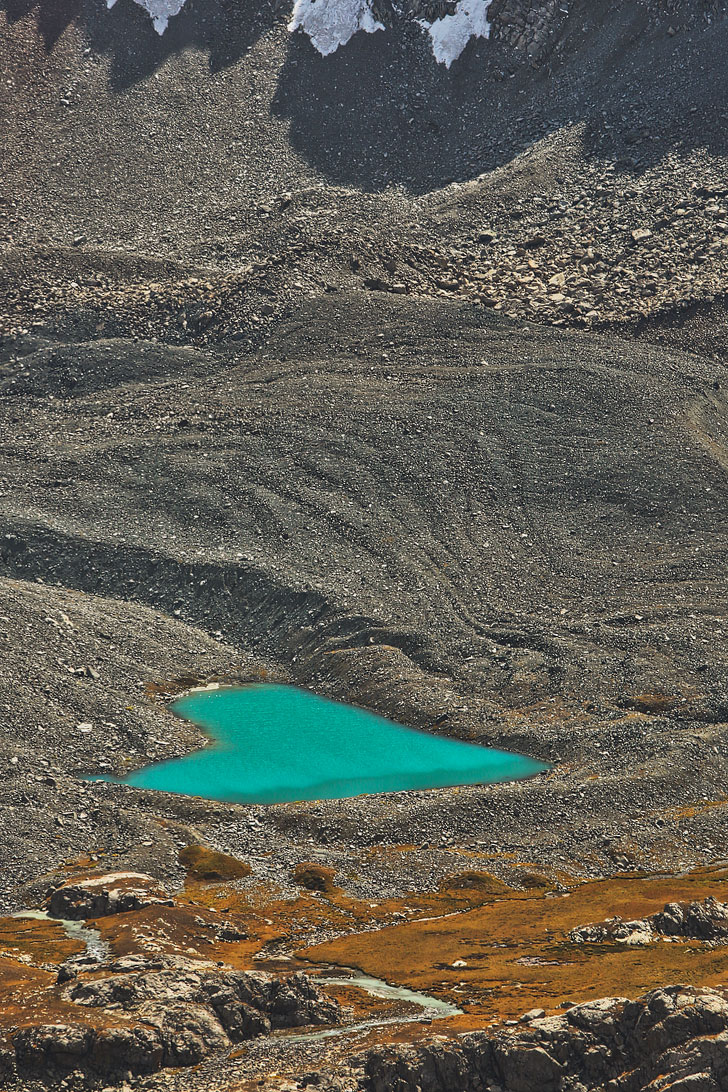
[95,684,548,804]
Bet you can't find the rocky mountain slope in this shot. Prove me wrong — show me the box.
[2,1,728,1090]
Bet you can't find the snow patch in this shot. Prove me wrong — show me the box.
[106,0,187,35]
[288,0,384,56]
[419,0,493,67]
[103,0,491,63]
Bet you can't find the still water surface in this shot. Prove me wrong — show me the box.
[99,684,548,804]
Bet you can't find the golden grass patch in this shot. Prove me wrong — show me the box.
[303,865,728,1022]
[180,844,252,884]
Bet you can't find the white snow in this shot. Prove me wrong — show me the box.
[106,0,187,35]
[288,0,384,56]
[418,0,493,68]
[103,0,491,63]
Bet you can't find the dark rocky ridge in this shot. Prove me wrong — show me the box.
[2,0,728,349]
[352,986,728,1092]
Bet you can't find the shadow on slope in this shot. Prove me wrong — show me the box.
[1,0,727,191]
[272,0,728,192]
[1,0,281,87]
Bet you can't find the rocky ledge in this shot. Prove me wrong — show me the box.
[47,873,172,921]
[373,0,565,60]
[570,897,728,946]
[7,955,340,1081]
[319,986,728,1092]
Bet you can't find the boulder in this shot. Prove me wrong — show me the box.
[48,872,172,920]
[13,954,340,1079]
[569,899,728,947]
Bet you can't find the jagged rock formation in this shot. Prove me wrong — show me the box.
[11,955,340,1079]
[132,0,567,64]
[489,0,564,58]
[355,987,728,1092]
[570,897,728,946]
[47,872,172,920]
[298,0,568,65]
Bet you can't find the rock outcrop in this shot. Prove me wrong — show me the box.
[47,872,173,920]
[489,0,565,60]
[12,955,340,1079]
[374,0,566,61]
[570,897,728,946]
[357,987,728,1092]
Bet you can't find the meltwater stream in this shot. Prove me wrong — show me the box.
[12,910,109,961]
[285,967,462,1043]
[94,684,548,804]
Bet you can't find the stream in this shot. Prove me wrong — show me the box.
[12,911,458,1043]
[11,909,110,961]
[285,964,461,1042]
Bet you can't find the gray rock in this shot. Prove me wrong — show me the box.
[354,988,728,1092]
[14,955,340,1079]
[47,871,173,920]
[569,899,728,947]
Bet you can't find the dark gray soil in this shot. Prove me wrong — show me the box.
[1,290,727,909]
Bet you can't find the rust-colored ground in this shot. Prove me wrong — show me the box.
[0,924,119,1045]
[4,857,728,1052]
[90,860,728,1033]
[303,864,728,1025]
[0,916,84,966]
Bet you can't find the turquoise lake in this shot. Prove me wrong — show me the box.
[100,684,548,804]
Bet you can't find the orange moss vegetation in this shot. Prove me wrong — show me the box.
[509,868,553,890]
[93,884,368,971]
[92,903,239,960]
[129,861,523,976]
[7,861,728,1053]
[439,872,510,897]
[501,696,581,726]
[145,669,272,701]
[623,692,680,714]
[144,675,205,699]
[0,917,84,967]
[0,952,120,1043]
[303,865,728,1025]
[670,798,728,821]
[171,859,569,972]
[59,852,107,875]
[0,954,55,1004]
[179,845,252,884]
[309,978,422,1023]
[0,917,88,1041]
[0,955,64,1042]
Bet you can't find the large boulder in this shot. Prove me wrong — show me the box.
[569,898,728,947]
[47,872,172,920]
[655,899,728,942]
[13,954,340,1079]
